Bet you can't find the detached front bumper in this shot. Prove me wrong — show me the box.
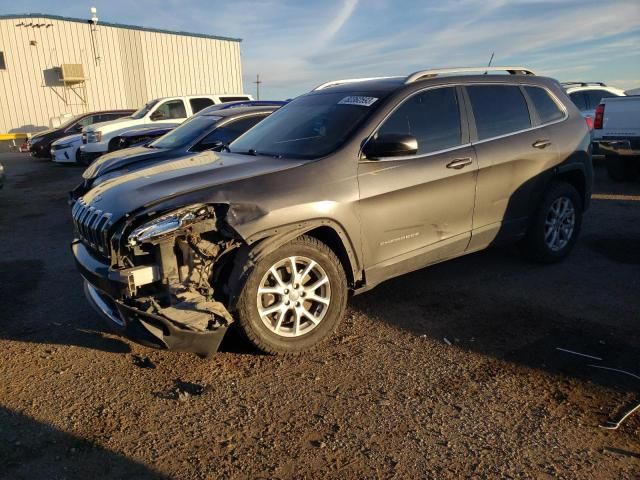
[73,240,229,355]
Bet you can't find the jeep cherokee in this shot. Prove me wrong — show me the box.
[71,66,592,356]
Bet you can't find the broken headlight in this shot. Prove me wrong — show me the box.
[128,205,208,246]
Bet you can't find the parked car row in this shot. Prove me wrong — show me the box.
[71,102,287,198]
[69,66,596,358]
[26,93,255,164]
[27,110,134,158]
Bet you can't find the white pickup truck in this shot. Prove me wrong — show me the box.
[79,93,252,163]
[592,96,640,181]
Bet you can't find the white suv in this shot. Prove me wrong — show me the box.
[80,94,252,163]
[562,82,625,121]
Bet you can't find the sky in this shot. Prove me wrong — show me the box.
[4,0,640,99]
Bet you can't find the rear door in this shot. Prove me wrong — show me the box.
[357,86,478,283]
[465,84,560,250]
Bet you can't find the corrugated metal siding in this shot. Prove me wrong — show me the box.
[0,16,243,133]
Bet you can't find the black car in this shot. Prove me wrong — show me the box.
[27,110,134,158]
[112,123,181,151]
[72,105,281,199]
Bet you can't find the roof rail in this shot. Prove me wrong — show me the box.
[560,81,607,87]
[313,76,402,91]
[405,66,536,84]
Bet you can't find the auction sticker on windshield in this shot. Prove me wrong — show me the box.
[338,96,378,107]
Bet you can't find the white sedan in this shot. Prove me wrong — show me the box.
[51,134,82,164]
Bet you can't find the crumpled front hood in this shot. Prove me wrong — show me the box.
[81,151,307,222]
[83,146,169,179]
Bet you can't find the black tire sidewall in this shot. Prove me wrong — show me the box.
[237,237,347,355]
[524,182,583,263]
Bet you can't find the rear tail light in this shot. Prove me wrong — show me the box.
[594,103,605,129]
[584,116,594,131]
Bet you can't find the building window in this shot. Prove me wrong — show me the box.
[0,52,6,70]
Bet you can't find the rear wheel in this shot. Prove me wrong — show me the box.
[236,236,347,355]
[521,181,582,263]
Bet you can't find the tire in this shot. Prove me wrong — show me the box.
[108,138,120,152]
[236,235,347,355]
[606,156,634,182]
[521,181,582,264]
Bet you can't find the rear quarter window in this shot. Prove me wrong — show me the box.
[467,85,531,140]
[524,86,565,124]
[568,92,587,111]
[585,90,617,109]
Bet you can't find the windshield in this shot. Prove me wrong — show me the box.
[131,99,159,119]
[149,115,221,149]
[229,92,384,159]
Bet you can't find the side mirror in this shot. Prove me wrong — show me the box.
[362,133,418,159]
[150,111,166,121]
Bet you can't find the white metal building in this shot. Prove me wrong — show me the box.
[0,13,244,135]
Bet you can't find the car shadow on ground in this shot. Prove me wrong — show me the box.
[0,406,167,479]
[349,241,640,394]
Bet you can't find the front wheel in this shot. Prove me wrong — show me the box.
[236,236,347,355]
[521,181,583,263]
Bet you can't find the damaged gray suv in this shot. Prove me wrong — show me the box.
[71,66,592,356]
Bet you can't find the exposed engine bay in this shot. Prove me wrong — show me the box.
[113,205,242,351]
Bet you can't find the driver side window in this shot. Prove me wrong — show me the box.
[151,100,187,121]
[378,87,462,155]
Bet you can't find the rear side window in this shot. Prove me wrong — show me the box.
[467,85,531,140]
[569,92,587,111]
[524,86,565,124]
[378,87,462,155]
[219,96,251,103]
[190,97,214,113]
[585,90,617,109]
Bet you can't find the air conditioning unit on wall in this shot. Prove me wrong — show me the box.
[57,64,88,105]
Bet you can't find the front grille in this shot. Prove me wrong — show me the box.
[71,198,113,255]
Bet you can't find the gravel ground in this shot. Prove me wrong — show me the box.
[0,152,638,479]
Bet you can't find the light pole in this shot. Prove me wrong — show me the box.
[253,74,262,100]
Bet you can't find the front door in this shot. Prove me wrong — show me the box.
[357,86,478,285]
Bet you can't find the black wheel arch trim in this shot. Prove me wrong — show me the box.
[225,218,362,310]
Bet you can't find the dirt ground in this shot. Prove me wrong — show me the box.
[0,152,638,479]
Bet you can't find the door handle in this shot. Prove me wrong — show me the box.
[446,157,473,169]
[532,139,552,149]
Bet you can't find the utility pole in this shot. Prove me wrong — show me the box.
[253,74,262,100]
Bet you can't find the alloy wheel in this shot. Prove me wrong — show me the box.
[256,256,331,337]
[544,196,576,252]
